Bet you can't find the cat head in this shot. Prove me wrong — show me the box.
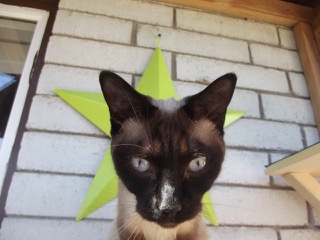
[100,71,236,228]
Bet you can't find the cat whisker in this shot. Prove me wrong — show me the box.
[195,216,207,230]
[195,216,216,239]
[212,202,255,212]
[127,215,142,240]
[132,218,143,240]
[199,212,249,240]
[208,213,247,229]
[202,201,244,210]
[145,102,154,150]
[117,213,140,237]
[116,214,138,228]
[116,202,137,210]
[110,116,123,128]
[201,208,247,228]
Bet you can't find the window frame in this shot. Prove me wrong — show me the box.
[0,4,49,191]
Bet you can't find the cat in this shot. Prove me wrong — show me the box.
[99,71,237,240]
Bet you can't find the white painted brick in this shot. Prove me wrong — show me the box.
[53,10,132,43]
[6,172,117,219]
[176,81,259,118]
[262,94,316,125]
[211,186,308,226]
[17,132,109,175]
[37,64,100,94]
[224,119,304,151]
[280,229,320,240]
[207,226,277,240]
[289,72,310,97]
[45,36,172,74]
[250,43,302,71]
[177,9,279,45]
[37,64,132,95]
[0,218,111,240]
[27,95,104,136]
[229,89,260,118]
[279,28,297,50]
[216,149,269,186]
[304,126,320,146]
[175,81,206,99]
[270,153,291,187]
[270,153,291,163]
[137,24,250,63]
[271,176,289,187]
[314,208,320,226]
[177,55,290,93]
[59,0,173,26]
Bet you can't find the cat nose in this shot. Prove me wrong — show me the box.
[159,201,182,217]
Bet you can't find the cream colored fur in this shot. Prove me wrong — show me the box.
[107,180,208,240]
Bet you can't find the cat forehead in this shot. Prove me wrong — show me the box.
[150,98,186,112]
[120,117,218,148]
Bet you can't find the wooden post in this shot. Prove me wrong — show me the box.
[294,22,320,132]
[283,172,320,212]
[311,6,320,53]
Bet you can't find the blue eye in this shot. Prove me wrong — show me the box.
[132,157,150,172]
[189,157,206,172]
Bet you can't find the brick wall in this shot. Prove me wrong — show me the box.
[1,0,320,239]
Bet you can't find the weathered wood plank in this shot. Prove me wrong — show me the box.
[294,22,320,131]
[283,172,320,212]
[157,0,314,27]
[311,6,320,52]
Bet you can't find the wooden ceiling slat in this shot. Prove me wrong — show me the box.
[157,0,314,27]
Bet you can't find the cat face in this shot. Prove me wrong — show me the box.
[100,71,236,228]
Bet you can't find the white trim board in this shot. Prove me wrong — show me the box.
[0,4,49,192]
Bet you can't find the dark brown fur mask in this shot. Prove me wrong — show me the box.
[100,71,236,228]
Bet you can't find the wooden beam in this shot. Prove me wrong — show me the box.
[157,0,314,27]
[294,22,320,131]
[311,6,320,52]
[265,143,320,177]
[283,172,320,212]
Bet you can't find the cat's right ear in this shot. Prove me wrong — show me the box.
[99,71,151,135]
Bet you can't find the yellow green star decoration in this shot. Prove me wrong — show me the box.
[55,47,245,227]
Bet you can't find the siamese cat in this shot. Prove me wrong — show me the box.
[99,71,236,240]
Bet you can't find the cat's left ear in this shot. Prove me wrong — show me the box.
[184,73,237,134]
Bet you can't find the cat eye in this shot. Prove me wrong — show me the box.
[132,157,150,172]
[188,156,206,172]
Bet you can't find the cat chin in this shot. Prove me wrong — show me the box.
[125,215,207,240]
[135,205,199,229]
[156,220,185,229]
[159,222,179,228]
[138,211,198,229]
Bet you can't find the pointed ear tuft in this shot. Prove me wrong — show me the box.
[99,71,151,135]
[184,73,237,134]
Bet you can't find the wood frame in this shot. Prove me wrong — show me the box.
[158,0,320,131]
[266,143,320,212]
